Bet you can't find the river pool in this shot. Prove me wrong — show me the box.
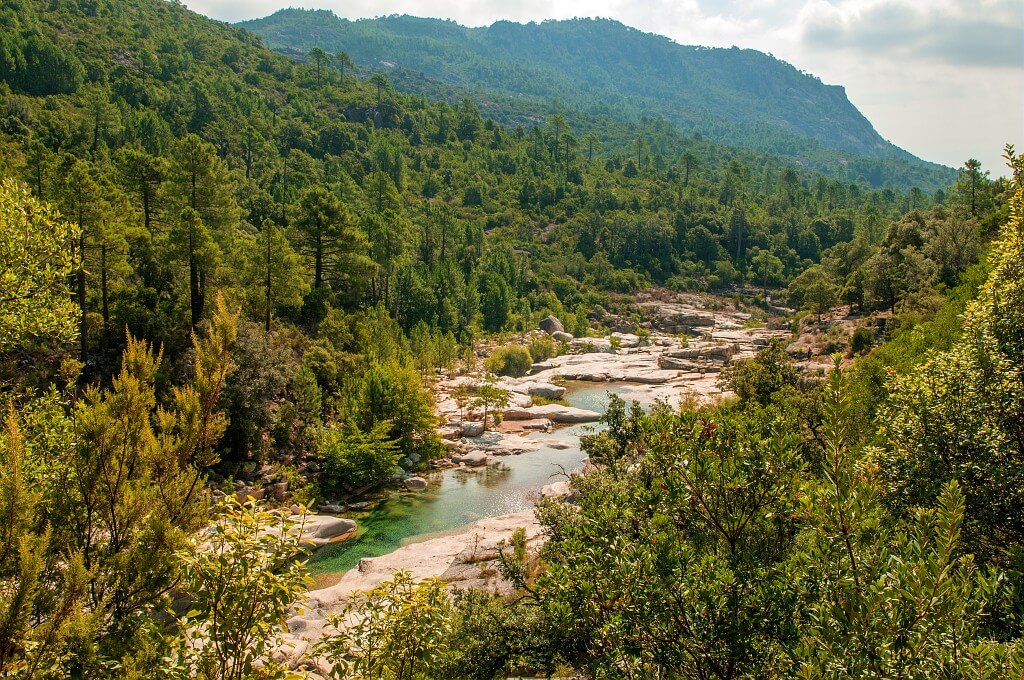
[307,382,638,575]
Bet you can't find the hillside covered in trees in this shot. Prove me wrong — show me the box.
[241,9,956,191]
[0,0,1019,675]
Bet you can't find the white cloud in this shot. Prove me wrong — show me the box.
[187,0,1023,174]
[798,0,1022,68]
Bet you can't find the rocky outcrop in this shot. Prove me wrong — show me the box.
[610,332,642,348]
[538,480,574,501]
[570,337,614,354]
[503,404,602,423]
[278,511,545,667]
[305,510,542,607]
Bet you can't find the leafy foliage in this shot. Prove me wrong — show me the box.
[482,345,532,377]
[0,179,79,354]
[164,497,313,680]
[879,147,1024,566]
[317,571,454,680]
[316,421,401,494]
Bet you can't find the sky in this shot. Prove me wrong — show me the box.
[187,0,1023,175]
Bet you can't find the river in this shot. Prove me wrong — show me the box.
[307,382,634,576]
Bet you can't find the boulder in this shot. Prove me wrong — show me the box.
[539,480,575,501]
[460,421,485,437]
[539,315,564,335]
[504,404,602,423]
[311,516,356,540]
[709,343,739,360]
[545,406,603,423]
[403,476,428,491]
[663,347,705,360]
[462,450,489,467]
[317,504,345,514]
[552,331,573,342]
[300,515,357,547]
[235,488,265,503]
[508,391,534,408]
[408,452,421,464]
[658,356,700,371]
[525,382,566,400]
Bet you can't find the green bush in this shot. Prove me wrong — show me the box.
[528,334,557,363]
[316,422,401,494]
[484,345,533,377]
[849,325,874,355]
[357,362,442,459]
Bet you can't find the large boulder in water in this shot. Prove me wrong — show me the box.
[462,450,489,467]
[504,404,602,423]
[524,381,567,400]
[539,315,564,335]
[403,476,428,491]
[300,515,357,548]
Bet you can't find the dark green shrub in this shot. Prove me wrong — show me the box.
[850,326,875,355]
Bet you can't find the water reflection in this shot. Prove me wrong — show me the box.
[308,381,634,575]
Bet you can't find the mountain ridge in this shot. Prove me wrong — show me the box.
[240,9,954,190]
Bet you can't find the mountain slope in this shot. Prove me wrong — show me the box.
[240,10,954,190]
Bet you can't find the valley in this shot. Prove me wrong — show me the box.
[0,0,1018,675]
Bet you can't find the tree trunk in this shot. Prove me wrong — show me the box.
[265,229,272,333]
[281,155,289,223]
[142,188,151,233]
[188,223,201,327]
[565,137,570,182]
[314,228,323,290]
[440,218,447,262]
[78,231,87,363]
[101,243,110,350]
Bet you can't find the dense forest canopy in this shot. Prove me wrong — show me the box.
[241,9,957,192]
[0,0,1019,676]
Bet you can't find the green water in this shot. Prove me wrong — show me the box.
[308,382,632,575]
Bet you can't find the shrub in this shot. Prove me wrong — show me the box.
[484,345,533,377]
[357,362,441,459]
[719,340,799,406]
[528,334,557,363]
[850,326,875,355]
[316,571,454,678]
[317,422,401,493]
[165,497,312,680]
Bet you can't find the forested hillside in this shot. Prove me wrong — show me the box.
[0,0,1017,675]
[241,9,957,191]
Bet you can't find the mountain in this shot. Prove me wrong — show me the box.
[240,10,955,191]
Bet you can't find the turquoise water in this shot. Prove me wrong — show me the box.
[308,382,630,575]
